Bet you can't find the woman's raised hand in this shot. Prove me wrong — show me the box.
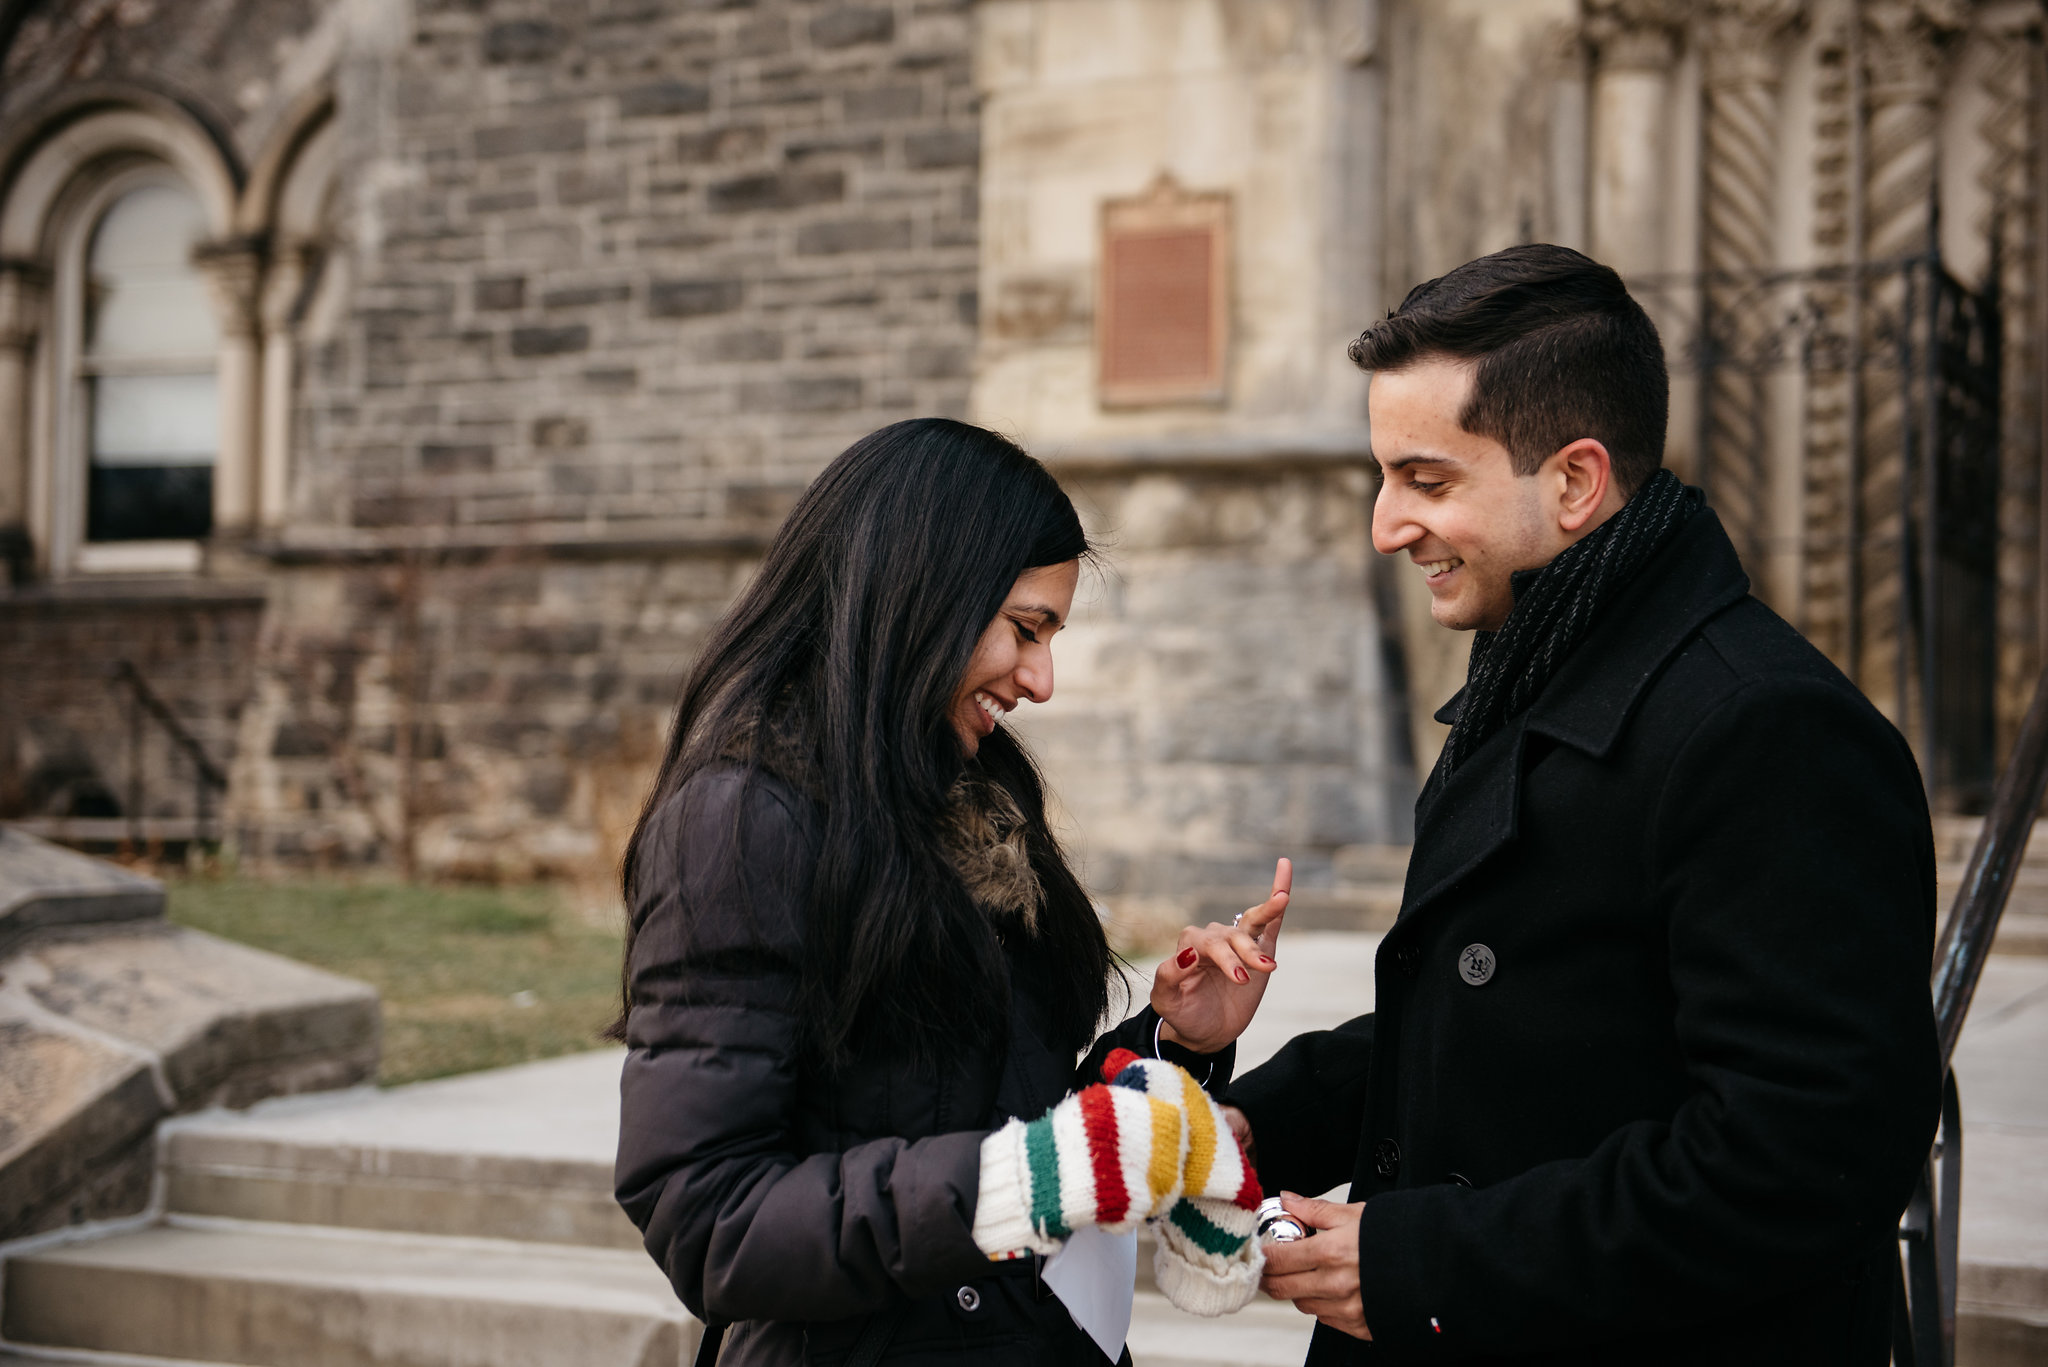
[1149,857,1291,1055]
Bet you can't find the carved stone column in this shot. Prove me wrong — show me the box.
[257,244,313,530]
[1698,0,1805,591]
[0,260,49,576]
[1799,11,1860,668]
[1851,0,1964,719]
[1974,7,2046,758]
[196,240,265,539]
[1586,0,1694,278]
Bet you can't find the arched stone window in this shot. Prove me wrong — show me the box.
[73,175,220,551]
[0,103,247,581]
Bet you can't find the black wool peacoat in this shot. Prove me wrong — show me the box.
[1229,508,1942,1366]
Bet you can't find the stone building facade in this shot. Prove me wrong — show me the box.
[1,0,990,881]
[2,0,2044,917]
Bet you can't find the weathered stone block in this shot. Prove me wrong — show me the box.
[23,925,379,1111]
[466,188,539,214]
[542,284,631,309]
[648,277,742,317]
[619,80,711,117]
[740,375,863,412]
[811,7,894,48]
[705,168,844,213]
[904,127,979,169]
[509,324,591,357]
[0,829,162,956]
[675,124,767,164]
[844,85,922,121]
[476,119,587,159]
[483,20,568,63]
[555,165,629,206]
[533,416,590,448]
[796,217,913,254]
[474,275,526,310]
[0,1013,162,1241]
[707,329,784,363]
[420,443,494,474]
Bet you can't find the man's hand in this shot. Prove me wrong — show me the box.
[1150,858,1290,1054]
[1258,1192,1372,1341]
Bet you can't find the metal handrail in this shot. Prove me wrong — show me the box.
[110,659,227,847]
[1896,662,2048,1367]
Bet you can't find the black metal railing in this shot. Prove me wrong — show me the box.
[1630,241,2005,812]
[1895,661,2048,1366]
[111,659,228,849]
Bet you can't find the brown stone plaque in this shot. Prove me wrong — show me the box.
[1097,175,1230,407]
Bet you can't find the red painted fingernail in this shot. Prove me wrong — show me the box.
[1177,948,1199,969]
[1259,955,1274,966]
[1233,967,1249,984]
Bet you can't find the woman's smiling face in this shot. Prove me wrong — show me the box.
[951,559,1080,756]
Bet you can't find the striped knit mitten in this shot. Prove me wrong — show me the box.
[971,1049,1199,1260]
[1100,1051,1266,1316]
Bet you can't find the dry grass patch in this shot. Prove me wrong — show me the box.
[166,875,623,1085]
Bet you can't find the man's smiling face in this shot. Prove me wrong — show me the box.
[1368,357,1571,632]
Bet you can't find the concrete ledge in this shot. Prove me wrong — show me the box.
[0,828,163,957]
[0,923,378,1242]
[0,1021,161,1241]
[23,924,379,1108]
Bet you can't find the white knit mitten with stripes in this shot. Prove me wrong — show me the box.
[971,1048,1264,1314]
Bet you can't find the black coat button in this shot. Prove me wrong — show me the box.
[1396,944,1421,979]
[956,1285,981,1313]
[1458,944,1496,986]
[1374,1138,1402,1179]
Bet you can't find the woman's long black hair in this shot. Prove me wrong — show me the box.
[608,418,1118,1067]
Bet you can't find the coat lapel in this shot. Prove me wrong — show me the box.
[1401,712,1527,922]
[1397,508,1753,926]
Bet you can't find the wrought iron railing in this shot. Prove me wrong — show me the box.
[1630,245,2004,812]
[110,658,227,849]
[1895,661,2048,1367]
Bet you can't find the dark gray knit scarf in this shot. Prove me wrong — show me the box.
[1436,468,1702,778]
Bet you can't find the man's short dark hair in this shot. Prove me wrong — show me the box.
[1350,244,1668,495]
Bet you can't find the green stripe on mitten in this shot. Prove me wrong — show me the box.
[1129,1054,1264,1315]
[971,1049,1196,1259]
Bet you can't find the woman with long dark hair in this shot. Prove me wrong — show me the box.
[613,418,1288,1366]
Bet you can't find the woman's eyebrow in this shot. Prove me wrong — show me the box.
[1010,603,1063,626]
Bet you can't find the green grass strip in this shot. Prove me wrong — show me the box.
[1168,1199,1243,1257]
[1024,1116,1068,1238]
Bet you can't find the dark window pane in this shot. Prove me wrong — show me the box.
[87,465,213,542]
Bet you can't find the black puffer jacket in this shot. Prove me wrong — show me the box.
[615,765,1229,1366]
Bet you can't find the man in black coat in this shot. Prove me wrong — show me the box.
[1235,245,1941,1365]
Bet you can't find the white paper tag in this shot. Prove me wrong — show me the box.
[1042,1225,1138,1363]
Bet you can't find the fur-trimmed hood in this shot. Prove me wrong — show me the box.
[939,769,1043,930]
[721,708,1043,930]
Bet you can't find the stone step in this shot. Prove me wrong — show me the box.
[0,825,163,956]
[159,1050,636,1250]
[0,1218,697,1367]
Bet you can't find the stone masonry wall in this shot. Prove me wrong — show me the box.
[233,550,756,878]
[2,0,985,875]
[297,0,981,539]
[230,0,987,874]
[0,589,265,831]
[1010,458,1414,929]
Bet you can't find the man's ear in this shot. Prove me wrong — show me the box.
[1552,438,1617,534]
